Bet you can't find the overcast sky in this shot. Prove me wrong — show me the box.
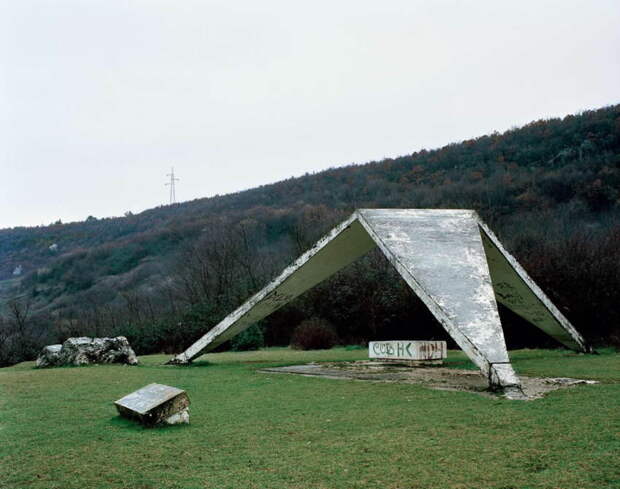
[1,1,619,229]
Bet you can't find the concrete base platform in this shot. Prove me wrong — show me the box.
[259,361,598,400]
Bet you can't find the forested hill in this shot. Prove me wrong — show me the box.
[1,104,619,365]
[3,104,618,281]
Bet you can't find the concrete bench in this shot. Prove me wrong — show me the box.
[369,340,447,365]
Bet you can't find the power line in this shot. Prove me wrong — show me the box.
[165,167,179,205]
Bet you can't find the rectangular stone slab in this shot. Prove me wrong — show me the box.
[114,383,189,425]
[369,340,447,361]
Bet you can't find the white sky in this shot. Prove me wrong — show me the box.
[1,0,619,229]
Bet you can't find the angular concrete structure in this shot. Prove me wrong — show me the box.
[169,209,590,393]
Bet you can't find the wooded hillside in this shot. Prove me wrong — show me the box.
[1,104,618,365]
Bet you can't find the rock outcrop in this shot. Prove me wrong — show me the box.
[36,336,138,367]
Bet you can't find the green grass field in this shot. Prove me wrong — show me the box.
[1,348,619,489]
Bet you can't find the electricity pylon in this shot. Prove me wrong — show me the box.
[165,167,179,205]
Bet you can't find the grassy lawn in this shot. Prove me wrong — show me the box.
[1,348,618,489]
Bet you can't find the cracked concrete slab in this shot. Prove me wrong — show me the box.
[259,362,598,400]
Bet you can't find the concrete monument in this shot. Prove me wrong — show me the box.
[169,209,591,395]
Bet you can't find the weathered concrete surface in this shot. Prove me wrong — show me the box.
[259,362,598,400]
[169,215,375,363]
[357,209,521,390]
[170,209,590,393]
[476,220,590,352]
[115,383,190,426]
[369,340,446,362]
[36,336,138,367]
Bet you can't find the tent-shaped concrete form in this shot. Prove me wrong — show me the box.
[169,209,590,393]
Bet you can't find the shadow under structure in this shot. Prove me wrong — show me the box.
[168,209,591,395]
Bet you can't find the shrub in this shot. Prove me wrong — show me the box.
[290,318,339,350]
[231,324,264,351]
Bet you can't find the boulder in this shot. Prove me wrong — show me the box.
[35,344,62,367]
[35,336,138,367]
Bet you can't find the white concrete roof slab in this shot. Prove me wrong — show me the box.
[357,209,509,366]
[477,220,586,351]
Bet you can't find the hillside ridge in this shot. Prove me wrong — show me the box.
[2,104,618,281]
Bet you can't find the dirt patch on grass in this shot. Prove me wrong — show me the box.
[259,361,598,400]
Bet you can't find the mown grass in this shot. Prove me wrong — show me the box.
[1,348,618,489]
